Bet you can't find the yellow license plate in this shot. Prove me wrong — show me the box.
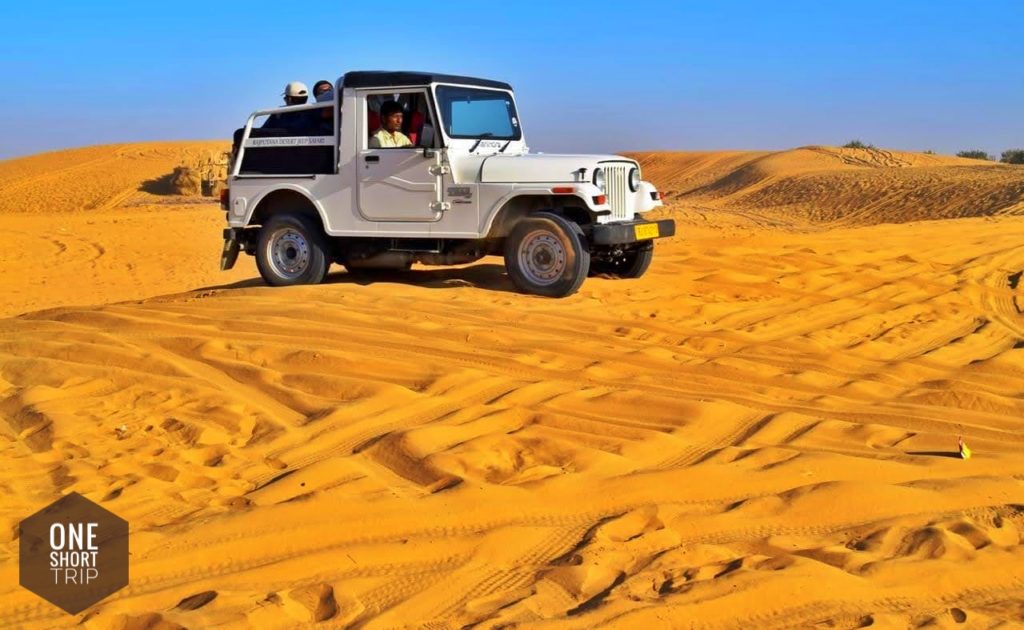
[633,223,660,240]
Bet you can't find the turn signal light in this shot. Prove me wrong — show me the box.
[220,189,230,210]
[650,191,661,201]
[551,187,574,194]
[592,195,607,205]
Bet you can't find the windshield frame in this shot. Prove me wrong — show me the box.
[433,84,523,142]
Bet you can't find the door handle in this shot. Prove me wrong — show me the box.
[364,155,380,163]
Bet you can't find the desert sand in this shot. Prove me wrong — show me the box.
[1,142,1023,628]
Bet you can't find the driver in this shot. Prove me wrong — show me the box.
[368,100,412,148]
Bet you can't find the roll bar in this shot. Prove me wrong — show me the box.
[232,101,338,178]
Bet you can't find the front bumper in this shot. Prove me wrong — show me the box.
[589,219,676,246]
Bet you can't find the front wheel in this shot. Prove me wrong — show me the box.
[255,213,330,286]
[504,212,590,297]
[589,241,654,278]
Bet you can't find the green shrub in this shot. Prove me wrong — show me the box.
[1000,149,1024,164]
[923,149,935,154]
[843,140,875,149]
[956,150,991,160]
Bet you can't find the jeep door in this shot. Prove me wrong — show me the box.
[357,89,443,222]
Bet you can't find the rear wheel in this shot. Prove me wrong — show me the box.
[255,214,330,286]
[589,241,654,278]
[504,212,589,297]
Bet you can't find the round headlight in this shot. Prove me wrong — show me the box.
[592,167,606,192]
[629,167,641,192]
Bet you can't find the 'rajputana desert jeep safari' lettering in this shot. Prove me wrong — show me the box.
[221,71,675,297]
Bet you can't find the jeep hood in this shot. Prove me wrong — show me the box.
[478,153,637,184]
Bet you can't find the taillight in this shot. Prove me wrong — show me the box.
[551,187,574,194]
[220,189,229,210]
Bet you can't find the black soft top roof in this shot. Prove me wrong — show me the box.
[340,71,512,91]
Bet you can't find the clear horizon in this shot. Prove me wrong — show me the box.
[1,0,1021,160]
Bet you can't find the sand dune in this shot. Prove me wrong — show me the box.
[628,146,1024,225]
[1,143,1023,628]
[0,141,251,317]
[0,142,228,215]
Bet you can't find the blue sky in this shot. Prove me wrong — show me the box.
[0,0,1021,159]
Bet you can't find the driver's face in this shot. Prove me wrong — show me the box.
[384,112,403,132]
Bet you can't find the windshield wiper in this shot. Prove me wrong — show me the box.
[498,140,512,153]
[468,133,494,152]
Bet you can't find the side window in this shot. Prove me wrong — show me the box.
[365,92,436,149]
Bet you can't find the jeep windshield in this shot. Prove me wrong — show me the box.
[435,85,521,141]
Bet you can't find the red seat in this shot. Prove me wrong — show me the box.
[407,111,424,145]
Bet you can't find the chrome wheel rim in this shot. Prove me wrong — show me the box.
[267,227,310,279]
[518,229,567,286]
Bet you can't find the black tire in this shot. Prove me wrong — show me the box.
[589,241,654,278]
[504,212,590,297]
[255,213,330,286]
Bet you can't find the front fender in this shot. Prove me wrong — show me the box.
[482,183,611,237]
[634,181,664,213]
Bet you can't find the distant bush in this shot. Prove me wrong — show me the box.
[1000,149,1024,164]
[922,149,935,155]
[843,140,876,149]
[956,150,991,160]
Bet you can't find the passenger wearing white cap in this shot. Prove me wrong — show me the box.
[262,81,310,130]
[283,81,309,105]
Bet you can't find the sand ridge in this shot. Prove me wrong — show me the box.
[628,146,1024,226]
[0,143,1023,628]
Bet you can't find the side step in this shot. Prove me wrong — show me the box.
[389,238,443,253]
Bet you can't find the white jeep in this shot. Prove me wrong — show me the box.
[221,71,674,297]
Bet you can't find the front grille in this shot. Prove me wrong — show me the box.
[602,164,631,223]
